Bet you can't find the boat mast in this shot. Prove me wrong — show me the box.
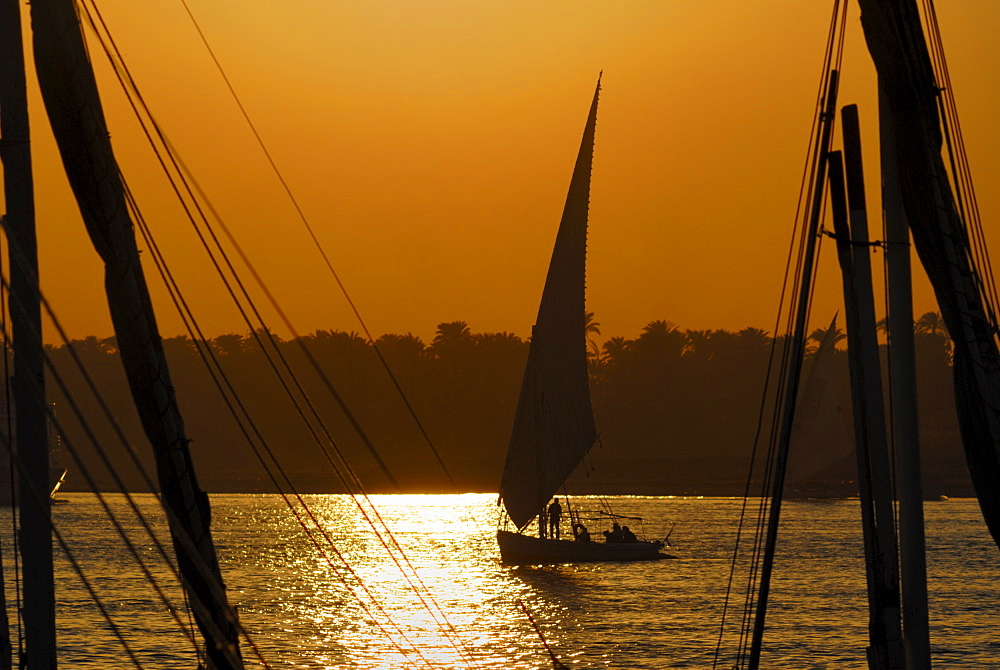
[879,82,930,669]
[29,2,244,668]
[0,0,57,668]
[747,69,840,670]
[857,1,1000,552]
[828,131,904,669]
[854,0,1000,665]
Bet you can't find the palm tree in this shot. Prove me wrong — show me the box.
[915,311,948,337]
[733,327,773,358]
[684,329,713,360]
[374,332,426,361]
[807,324,846,347]
[632,320,686,365]
[72,335,113,355]
[914,311,952,363]
[430,321,475,364]
[601,336,631,366]
[212,333,246,357]
[473,331,524,350]
[585,311,601,359]
[67,335,115,371]
[243,327,284,355]
[432,320,471,348]
[473,332,527,372]
[161,335,197,357]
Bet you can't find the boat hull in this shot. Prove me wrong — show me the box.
[497,529,674,565]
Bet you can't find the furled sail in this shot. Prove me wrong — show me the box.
[31,2,244,667]
[499,78,600,530]
[858,0,1000,549]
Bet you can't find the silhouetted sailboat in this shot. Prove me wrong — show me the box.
[496,76,669,566]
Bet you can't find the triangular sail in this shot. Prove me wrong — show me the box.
[785,316,853,491]
[499,78,600,530]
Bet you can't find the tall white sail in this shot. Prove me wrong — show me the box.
[499,78,600,530]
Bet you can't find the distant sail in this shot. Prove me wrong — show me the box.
[786,316,854,492]
[499,79,600,530]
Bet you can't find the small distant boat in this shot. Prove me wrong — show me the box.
[0,404,69,506]
[495,76,671,566]
[0,463,68,507]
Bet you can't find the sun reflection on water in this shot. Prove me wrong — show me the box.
[207,492,744,668]
[16,494,1000,668]
[215,492,563,668]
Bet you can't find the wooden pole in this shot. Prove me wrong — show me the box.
[748,69,839,669]
[0,1,57,668]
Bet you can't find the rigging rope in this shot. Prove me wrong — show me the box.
[0,246,248,665]
[921,0,1000,329]
[174,0,456,490]
[10,9,418,668]
[0,320,171,669]
[713,1,849,667]
[73,1,483,665]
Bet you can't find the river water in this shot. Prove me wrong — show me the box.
[3,494,999,668]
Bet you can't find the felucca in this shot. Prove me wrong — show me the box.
[496,75,671,566]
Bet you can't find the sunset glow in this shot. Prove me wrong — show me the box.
[8,1,1000,344]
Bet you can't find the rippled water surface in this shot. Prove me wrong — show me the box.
[5,494,1000,668]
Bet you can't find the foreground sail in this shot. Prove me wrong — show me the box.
[30,2,244,667]
[857,0,1000,552]
[496,77,669,565]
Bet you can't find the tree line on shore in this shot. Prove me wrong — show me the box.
[28,311,968,496]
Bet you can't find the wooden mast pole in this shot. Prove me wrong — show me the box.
[829,139,904,669]
[747,69,839,670]
[0,1,57,668]
[880,81,931,670]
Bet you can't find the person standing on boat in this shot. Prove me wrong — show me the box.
[548,498,563,539]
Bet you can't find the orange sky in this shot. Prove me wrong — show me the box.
[7,1,1000,345]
